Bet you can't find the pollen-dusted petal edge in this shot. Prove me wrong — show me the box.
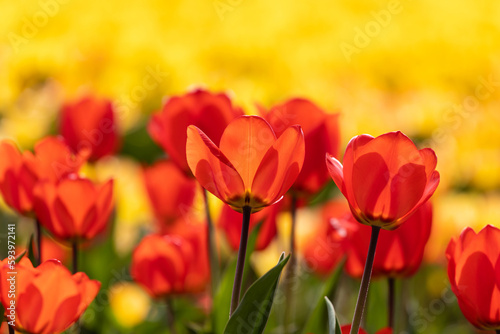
[186,115,305,212]
[326,131,440,229]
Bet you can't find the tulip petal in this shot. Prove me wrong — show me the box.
[50,294,81,333]
[419,148,438,178]
[326,154,345,195]
[388,163,427,223]
[351,152,390,221]
[356,132,422,171]
[219,115,276,189]
[342,134,374,211]
[265,98,327,136]
[73,272,101,315]
[457,252,495,326]
[18,284,47,333]
[56,179,98,235]
[251,125,305,209]
[186,125,245,207]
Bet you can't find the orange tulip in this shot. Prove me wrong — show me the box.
[143,160,197,230]
[148,89,244,175]
[446,225,500,330]
[131,223,210,297]
[0,257,100,334]
[326,131,439,230]
[60,95,119,160]
[345,201,432,279]
[0,137,88,215]
[186,115,305,213]
[33,177,114,240]
[262,98,340,195]
[302,201,356,276]
[218,202,279,251]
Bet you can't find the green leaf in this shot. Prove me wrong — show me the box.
[15,250,26,263]
[27,234,36,265]
[325,296,342,334]
[302,259,344,334]
[212,220,263,333]
[223,253,290,334]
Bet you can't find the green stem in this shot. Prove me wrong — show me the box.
[350,226,381,334]
[36,219,42,266]
[229,206,251,316]
[8,324,14,334]
[388,277,395,329]
[72,241,78,274]
[284,194,298,333]
[203,189,219,296]
[166,298,177,334]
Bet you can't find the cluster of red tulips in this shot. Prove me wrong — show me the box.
[0,88,497,333]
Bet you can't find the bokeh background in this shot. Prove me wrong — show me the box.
[1,0,500,333]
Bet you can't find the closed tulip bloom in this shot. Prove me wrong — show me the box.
[262,98,340,195]
[302,201,356,276]
[148,89,244,174]
[143,160,197,230]
[0,137,88,215]
[61,95,119,160]
[0,257,100,334]
[345,202,432,279]
[218,202,279,251]
[33,177,114,240]
[186,115,305,213]
[131,224,210,297]
[326,131,440,230]
[446,225,500,330]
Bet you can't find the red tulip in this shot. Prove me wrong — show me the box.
[0,257,100,334]
[60,95,119,160]
[446,225,500,330]
[340,325,392,334]
[131,223,210,297]
[143,160,197,230]
[148,89,244,175]
[302,201,356,276]
[186,115,305,213]
[33,177,114,240]
[341,325,368,334]
[326,131,439,230]
[262,98,340,195]
[0,137,88,215]
[345,201,432,279]
[218,202,279,251]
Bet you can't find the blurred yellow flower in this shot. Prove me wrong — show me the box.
[109,282,151,328]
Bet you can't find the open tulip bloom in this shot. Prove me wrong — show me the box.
[186,115,305,314]
[325,131,439,334]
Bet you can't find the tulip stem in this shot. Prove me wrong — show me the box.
[230,205,251,316]
[350,226,381,334]
[166,298,177,334]
[284,194,298,333]
[388,277,395,329]
[8,324,14,334]
[203,189,219,296]
[36,218,42,266]
[72,241,78,274]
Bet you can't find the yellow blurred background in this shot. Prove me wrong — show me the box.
[1,0,500,324]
